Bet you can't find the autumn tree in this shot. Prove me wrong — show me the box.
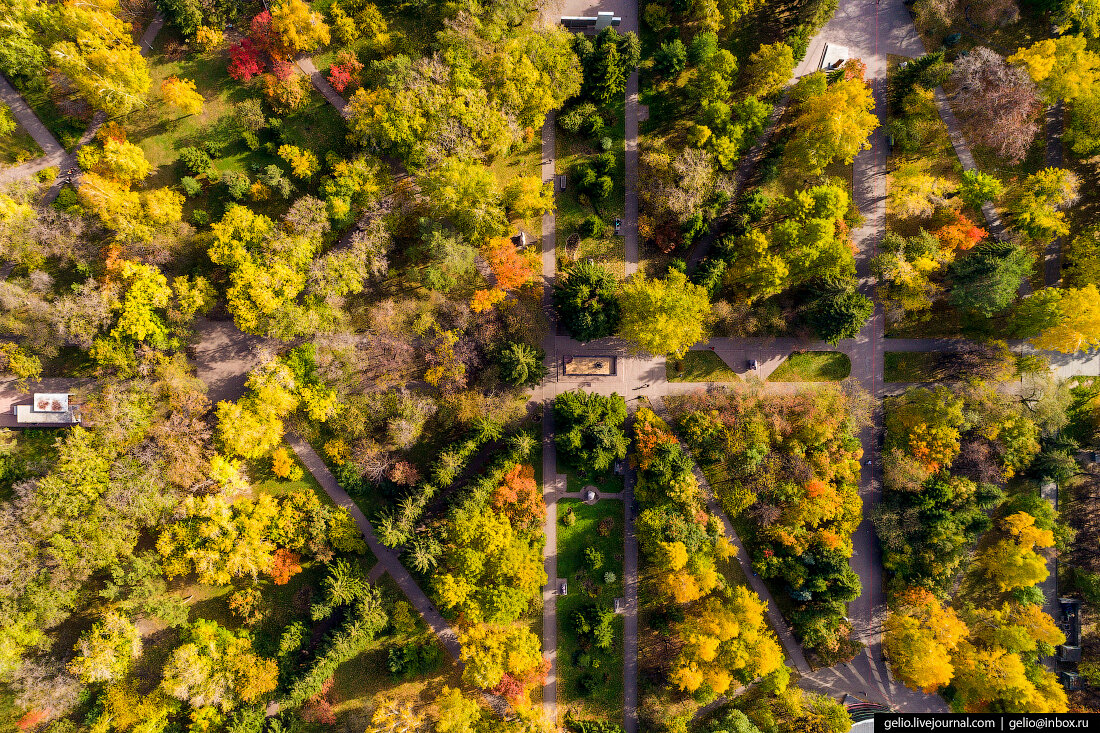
[1009,167,1080,243]
[959,169,1005,210]
[670,589,785,696]
[973,512,1053,593]
[1015,284,1100,353]
[1065,225,1100,287]
[786,73,878,175]
[618,270,711,357]
[157,494,279,584]
[952,48,1042,163]
[161,76,204,116]
[161,620,277,710]
[884,589,968,692]
[1060,0,1100,37]
[1009,34,1100,102]
[458,623,544,690]
[69,612,142,684]
[484,237,536,291]
[491,463,545,529]
[435,686,483,733]
[269,0,330,56]
[432,507,546,623]
[419,160,508,245]
[50,1,151,116]
[208,205,321,338]
[936,213,987,253]
[745,42,795,98]
[885,386,967,470]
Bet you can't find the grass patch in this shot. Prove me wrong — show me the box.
[564,468,623,497]
[767,351,850,382]
[556,499,625,725]
[666,350,740,383]
[883,351,941,382]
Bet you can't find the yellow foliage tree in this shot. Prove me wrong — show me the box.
[270,0,331,56]
[972,512,1053,593]
[1029,284,1100,353]
[1009,34,1100,102]
[884,589,968,692]
[670,588,784,695]
[162,76,204,116]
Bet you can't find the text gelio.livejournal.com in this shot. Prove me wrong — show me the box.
[874,715,1100,732]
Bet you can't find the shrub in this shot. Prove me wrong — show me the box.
[221,170,251,199]
[741,190,769,222]
[179,176,202,197]
[179,146,212,175]
[191,209,210,226]
[581,215,605,238]
[559,102,603,136]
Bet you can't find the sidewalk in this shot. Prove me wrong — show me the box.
[286,432,463,662]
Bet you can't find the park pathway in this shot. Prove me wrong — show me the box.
[296,56,350,117]
[285,432,463,661]
[1043,103,1065,287]
[930,87,1011,245]
[0,75,65,185]
[541,404,567,722]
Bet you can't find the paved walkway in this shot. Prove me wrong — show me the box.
[0,75,65,186]
[286,432,463,661]
[0,75,62,158]
[1043,103,1064,288]
[541,404,566,721]
[623,462,639,733]
[929,87,1010,245]
[296,56,350,118]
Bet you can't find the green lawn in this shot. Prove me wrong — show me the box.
[564,468,623,496]
[767,351,851,382]
[666,350,740,382]
[883,351,941,382]
[556,499,625,725]
[555,111,627,279]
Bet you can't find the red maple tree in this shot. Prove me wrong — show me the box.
[228,39,264,82]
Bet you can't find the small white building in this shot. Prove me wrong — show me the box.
[14,393,81,426]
